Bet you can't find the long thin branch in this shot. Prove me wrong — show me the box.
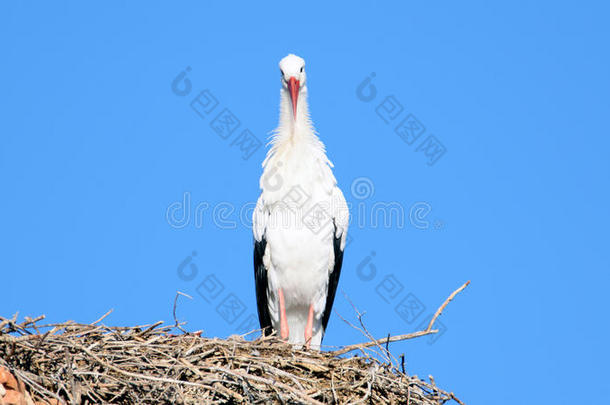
[331,281,470,356]
[425,281,470,332]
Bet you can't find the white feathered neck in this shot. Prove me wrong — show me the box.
[260,85,336,195]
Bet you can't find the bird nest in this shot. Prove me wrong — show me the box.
[0,283,468,405]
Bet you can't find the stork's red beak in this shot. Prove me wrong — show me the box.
[287,77,300,120]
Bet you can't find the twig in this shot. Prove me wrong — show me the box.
[339,291,394,363]
[425,281,470,331]
[331,281,470,356]
[92,309,113,325]
[173,291,192,334]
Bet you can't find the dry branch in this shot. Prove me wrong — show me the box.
[332,281,470,356]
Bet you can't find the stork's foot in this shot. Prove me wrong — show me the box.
[278,288,289,340]
[304,303,314,349]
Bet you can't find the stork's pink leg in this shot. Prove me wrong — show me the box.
[278,288,289,340]
[304,303,314,349]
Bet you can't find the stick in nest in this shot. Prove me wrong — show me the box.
[173,291,193,334]
[331,280,470,356]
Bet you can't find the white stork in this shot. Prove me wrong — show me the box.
[252,54,349,349]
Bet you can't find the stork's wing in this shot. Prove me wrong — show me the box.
[321,186,349,334]
[321,223,344,332]
[253,195,272,335]
[254,237,272,335]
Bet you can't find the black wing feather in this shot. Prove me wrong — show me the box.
[321,223,345,336]
[254,237,272,336]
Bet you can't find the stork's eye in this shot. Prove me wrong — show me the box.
[280,69,284,76]
[300,67,304,73]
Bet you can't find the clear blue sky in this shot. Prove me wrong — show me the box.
[1,2,609,404]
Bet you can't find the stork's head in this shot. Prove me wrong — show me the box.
[279,54,306,120]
